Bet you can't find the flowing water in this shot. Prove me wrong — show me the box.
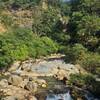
[1,58,99,100]
[32,59,100,100]
[46,92,73,100]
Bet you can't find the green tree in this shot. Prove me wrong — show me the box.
[70,0,100,15]
[69,12,100,50]
[32,7,60,36]
[65,44,87,63]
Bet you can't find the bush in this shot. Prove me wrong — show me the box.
[0,56,12,69]
[41,36,58,54]
[64,43,100,76]
[96,46,100,54]
[0,14,14,28]
[32,7,60,36]
[69,74,95,87]
[65,43,87,63]
[81,53,100,76]
[69,74,100,96]
[0,28,59,68]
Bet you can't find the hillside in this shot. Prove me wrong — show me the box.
[0,0,100,100]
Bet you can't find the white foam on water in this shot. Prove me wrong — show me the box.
[46,91,73,100]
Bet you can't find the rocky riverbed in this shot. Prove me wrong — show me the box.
[0,55,99,100]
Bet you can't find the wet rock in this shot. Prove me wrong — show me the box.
[77,98,83,100]
[24,81,38,92]
[35,92,47,100]
[25,95,37,100]
[8,75,23,86]
[53,85,68,94]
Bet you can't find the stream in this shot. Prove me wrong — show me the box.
[0,58,100,100]
[36,76,99,100]
[46,92,73,100]
[30,59,99,100]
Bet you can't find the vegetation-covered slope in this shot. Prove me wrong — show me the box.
[0,0,100,86]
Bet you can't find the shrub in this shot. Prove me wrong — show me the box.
[96,46,100,54]
[65,43,87,63]
[0,28,59,68]
[69,74,100,96]
[69,74,95,87]
[0,14,14,28]
[81,53,100,76]
[9,44,29,60]
[0,56,12,69]
[41,36,58,54]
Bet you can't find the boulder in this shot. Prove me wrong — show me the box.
[25,95,37,100]
[8,61,21,72]
[20,59,34,72]
[2,96,18,100]
[19,78,29,88]
[24,81,38,92]
[8,75,23,86]
[30,96,37,100]
[54,69,69,80]
[1,85,29,99]
[0,79,8,87]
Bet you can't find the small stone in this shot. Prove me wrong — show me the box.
[36,79,47,85]
[41,84,47,88]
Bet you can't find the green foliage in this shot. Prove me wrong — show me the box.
[65,43,100,76]
[41,36,58,53]
[0,0,41,10]
[11,0,41,9]
[81,53,100,76]
[69,74,100,96]
[70,0,100,15]
[32,6,71,45]
[69,74,95,86]
[65,44,87,63]
[32,7,60,36]
[0,14,14,28]
[9,44,29,60]
[0,28,58,68]
[69,12,100,50]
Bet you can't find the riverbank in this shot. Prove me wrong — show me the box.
[0,54,99,100]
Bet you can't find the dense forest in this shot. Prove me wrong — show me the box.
[0,0,100,99]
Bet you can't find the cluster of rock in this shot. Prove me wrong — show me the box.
[0,56,84,100]
[0,74,47,99]
[0,74,48,100]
